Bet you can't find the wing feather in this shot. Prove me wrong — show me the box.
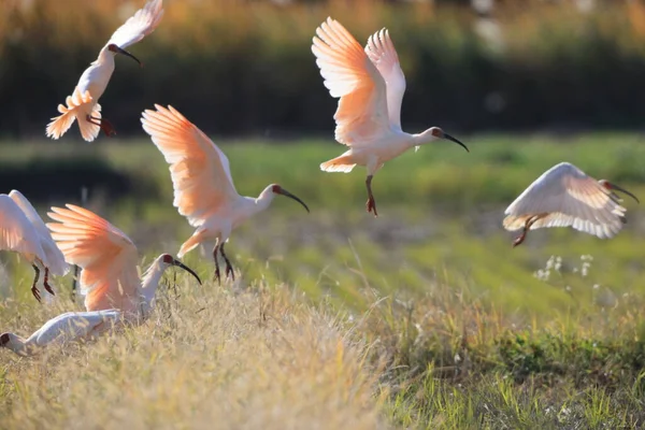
[46,205,140,313]
[0,195,45,262]
[141,104,239,227]
[8,190,68,276]
[365,28,406,130]
[503,162,627,239]
[312,18,390,146]
[106,0,164,50]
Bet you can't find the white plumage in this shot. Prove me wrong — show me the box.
[504,162,639,245]
[0,310,122,357]
[0,190,69,301]
[46,0,164,142]
[311,18,469,216]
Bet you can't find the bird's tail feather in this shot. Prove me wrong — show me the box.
[46,87,99,142]
[76,104,102,142]
[178,229,207,258]
[320,154,356,173]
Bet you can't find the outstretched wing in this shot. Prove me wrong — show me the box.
[8,190,68,276]
[106,0,164,49]
[141,104,240,227]
[365,28,406,130]
[0,195,45,262]
[503,162,627,239]
[312,17,390,146]
[47,205,140,313]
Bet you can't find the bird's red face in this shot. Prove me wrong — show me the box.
[599,180,640,203]
[107,43,142,67]
[160,254,202,285]
[0,333,10,347]
[430,127,469,153]
[271,184,310,213]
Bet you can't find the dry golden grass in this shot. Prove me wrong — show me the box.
[0,279,388,429]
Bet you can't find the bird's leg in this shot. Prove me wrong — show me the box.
[31,265,42,303]
[86,115,117,137]
[42,267,55,296]
[213,244,221,284]
[365,175,378,217]
[512,215,542,247]
[220,244,235,281]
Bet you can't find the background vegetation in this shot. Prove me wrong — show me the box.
[4,0,645,137]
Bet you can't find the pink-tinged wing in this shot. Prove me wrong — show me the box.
[503,162,627,239]
[312,17,390,146]
[46,205,140,312]
[0,195,45,261]
[141,104,239,227]
[8,190,68,276]
[106,0,164,49]
[365,28,406,130]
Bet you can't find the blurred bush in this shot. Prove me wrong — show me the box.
[2,0,645,139]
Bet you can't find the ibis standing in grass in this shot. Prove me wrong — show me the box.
[46,204,201,315]
[311,17,469,217]
[504,162,639,246]
[46,0,164,142]
[141,105,310,283]
[0,190,68,302]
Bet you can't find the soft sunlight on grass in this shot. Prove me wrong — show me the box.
[2,135,645,428]
[0,281,387,429]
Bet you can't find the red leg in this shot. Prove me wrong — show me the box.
[512,215,542,247]
[213,244,221,284]
[365,175,378,217]
[31,265,42,303]
[86,115,117,137]
[220,244,235,281]
[43,267,56,296]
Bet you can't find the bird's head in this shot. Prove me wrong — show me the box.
[427,127,469,152]
[160,254,202,285]
[270,184,310,213]
[0,333,9,347]
[598,180,640,204]
[107,43,143,67]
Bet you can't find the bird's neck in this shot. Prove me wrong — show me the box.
[92,47,116,66]
[139,258,166,314]
[411,129,437,147]
[3,334,32,356]
[254,186,276,213]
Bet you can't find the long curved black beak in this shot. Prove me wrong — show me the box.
[277,188,310,213]
[109,44,142,67]
[171,258,202,285]
[443,133,469,153]
[607,182,640,204]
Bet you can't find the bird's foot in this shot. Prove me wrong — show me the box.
[86,115,117,137]
[512,233,526,247]
[225,264,235,281]
[31,285,42,303]
[214,267,221,285]
[43,269,55,296]
[43,280,56,296]
[365,197,378,217]
[100,118,117,137]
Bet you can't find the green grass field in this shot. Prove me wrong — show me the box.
[1,134,645,428]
